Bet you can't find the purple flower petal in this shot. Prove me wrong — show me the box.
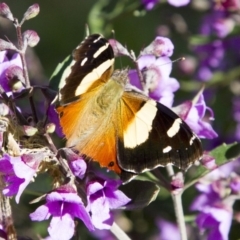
[196,207,232,240]
[0,154,42,203]
[90,195,113,229]
[30,185,94,238]
[178,93,218,139]
[87,177,130,229]
[30,205,51,221]
[108,39,131,57]
[105,188,131,209]
[156,218,181,240]
[168,0,190,7]
[48,214,75,240]
[141,0,158,10]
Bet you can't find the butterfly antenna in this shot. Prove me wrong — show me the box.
[157,57,185,69]
[111,29,123,69]
[85,24,90,37]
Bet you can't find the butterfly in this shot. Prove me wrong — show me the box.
[55,34,203,183]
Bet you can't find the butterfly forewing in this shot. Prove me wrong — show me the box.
[59,34,114,104]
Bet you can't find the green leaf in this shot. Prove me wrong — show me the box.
[49,55,73,91]
[189,35,211,46]
[119,180,159,210]
[184,142,240,190]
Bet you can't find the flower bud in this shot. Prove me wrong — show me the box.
[0,39,17,51]
[22,4,39,21]
[45,123,56,134]
[0,103,9,116]
[22,125,38,136]
[5,65,24,92]
[108,39,131,58]
[141,36,174,57]
[23,30,40,48]
[171,172,184,194]
[201,152,217,170]
[0,3,14,21]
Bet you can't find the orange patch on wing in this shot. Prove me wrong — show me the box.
[57,98,121,174]
[77,123,121,174]
[56,99,86,140]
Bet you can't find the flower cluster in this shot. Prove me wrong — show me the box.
[191,159,240,240]
[192,1,240,82]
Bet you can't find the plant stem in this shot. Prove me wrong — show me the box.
[110,222,131,240]
[171,191,187,240]
[0,176,17,240]
[166,165,187,240]
[14,19,30,88]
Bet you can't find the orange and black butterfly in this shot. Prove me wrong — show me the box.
[55,34,202,183]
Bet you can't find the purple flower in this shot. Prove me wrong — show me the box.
[140,36,174,57]
[61,148,87,179]
[141,0,159,10]
[216,0,240,10]
[86,178,131,229]
[153,218,181,240]
[173,92,218,139]
[0,51,23,92]
[167,0,190,7]
[194,40,225,81]
[0,153,43,203]
[200,11,234,38]
[191,159,240,240]
[191,182,233,240]
[129,55,179,107]
[196,207,232,240]
[30,184,94,240]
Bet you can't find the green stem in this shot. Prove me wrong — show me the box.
[110,222,131,240]
[171,191,187,240]
[166,165,187,240]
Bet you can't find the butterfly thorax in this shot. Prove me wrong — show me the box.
[95,76,124,112]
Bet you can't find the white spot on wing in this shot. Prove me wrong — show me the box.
[167,118,182,138]
[124,99,157,148]
[163,146,172,153]
[81,57,88,66]
[189,134,196,145]
[58,59,76,100]
[93,43,109,58]
[75,58,114,96]
[93,35,102,43]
